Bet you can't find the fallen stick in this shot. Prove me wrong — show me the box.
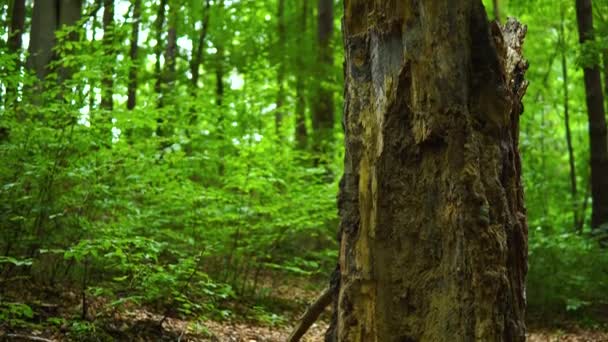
[287,287,333,342]
[3,334,55,342]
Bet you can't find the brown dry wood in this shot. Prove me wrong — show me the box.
[3,334,55,342]
[287,287,332,342]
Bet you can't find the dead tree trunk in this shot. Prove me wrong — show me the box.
[328,2,529,341]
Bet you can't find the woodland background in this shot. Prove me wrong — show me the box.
[1,0,608,340]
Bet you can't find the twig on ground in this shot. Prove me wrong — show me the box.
[3,334,55,342]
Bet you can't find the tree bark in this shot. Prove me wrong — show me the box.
[311,0,334,162]
[294,0,309,149]
[328,2,528,341]
[100,0,114,111]
[127,0,142,110]
[575,0,608,229]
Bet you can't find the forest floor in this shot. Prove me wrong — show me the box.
[1,276,608,341]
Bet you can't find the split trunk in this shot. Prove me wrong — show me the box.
[328,1,529,341]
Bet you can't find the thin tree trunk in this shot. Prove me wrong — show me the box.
[311,0,334,163]
[216,44,225,176]
[127,0,142,110]
[493,0,500,21]
[190,0,211,90]
[6,0,26,103]
[328,2,529,340]
[560,7,579,232]
[163,2,177,88]
[212,0,226,176]
[155,0,177,144]
[152,0,169,148]
[100,0,114,111]
[27,0,59,81]
[604,49,608,112]
[89,12,99,111]
[154,0,168,100]
[57,0,83,83]
[294,0,309,149]
[275,0,286,137]
[575,0,608,229]
[187,0,211,130]
[27,0,81,102]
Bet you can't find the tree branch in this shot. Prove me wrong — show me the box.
[287,287,333,342]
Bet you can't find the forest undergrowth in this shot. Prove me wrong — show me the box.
[1,272,608,341]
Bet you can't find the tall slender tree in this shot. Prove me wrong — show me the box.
[154,0,168,101]
[163,1,178,89]
[100,0,114,111]
[57,0,83,83]
[188,0,211,129]
[575,0,608,229]
[275,0,286,136]
[27,0,59,81]
[560,5,579,231]
[327,2,528,340]
[216,0,226,176]
[294,0,309,149]
[493,0,501,21]
[127,0,142,110]
[190,0,211,90]
[27,0,82,101]
[89,9,99,111]
[154,0,170,144]
[6,0,26,102]
[311,0,334,163]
